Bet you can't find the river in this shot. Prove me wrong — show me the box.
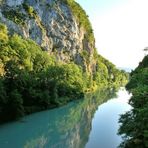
[0,87,131,148]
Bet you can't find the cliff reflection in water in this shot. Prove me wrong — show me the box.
[0,88,117,148]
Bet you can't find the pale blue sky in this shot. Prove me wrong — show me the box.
[76,0,148,69]
[76,0,128,17]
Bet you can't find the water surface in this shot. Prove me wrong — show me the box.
[85,88,132,148]
[0,87,131,148]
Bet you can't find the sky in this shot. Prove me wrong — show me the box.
[76,0,148,69]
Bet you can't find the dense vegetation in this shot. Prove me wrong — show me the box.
[118,55,148,148]
[0,24,85,122]
[64,0,94,42]
[94,54,128,88]
[0,23,127,123]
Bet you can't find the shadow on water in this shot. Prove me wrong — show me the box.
[0,87,127,148]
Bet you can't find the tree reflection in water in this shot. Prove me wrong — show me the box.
[0,88,117,148]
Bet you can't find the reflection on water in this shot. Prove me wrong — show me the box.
[85,88,132,148]
[0,88,131,148]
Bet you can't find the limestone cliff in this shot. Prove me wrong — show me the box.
[0,0,96,72]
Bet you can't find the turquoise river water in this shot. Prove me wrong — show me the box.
[0,87,131,148]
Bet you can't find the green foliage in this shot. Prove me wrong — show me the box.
[0,23,8,75]
[23,3,36,17]
[118,55,148,148]
[0,24,85,122]
[126,68,148,91]
[45,63,84,103]
[94,54,128,87]
[0,23,8,45]
[22,3,46,38]
[65,0,94,42]
[2,9,26,25]
[80,50,89,61]
[136,55,148,69]
[94,59,108,86]
[0,24,127,123]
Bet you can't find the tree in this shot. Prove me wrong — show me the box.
[118,56,148,148]
[0,23,8,45]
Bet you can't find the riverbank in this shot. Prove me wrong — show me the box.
[118,55,148,148]
[0,23,128,124]
[0,87,131,148]
[0,84,122,124]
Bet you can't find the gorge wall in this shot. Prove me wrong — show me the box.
[0,0,95,72]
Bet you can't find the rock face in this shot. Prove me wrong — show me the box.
[0,0,96,72]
